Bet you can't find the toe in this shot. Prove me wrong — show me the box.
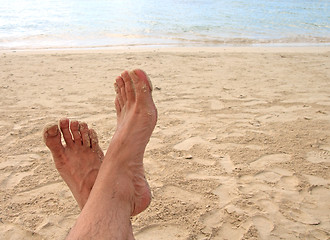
[43,124,65,158]
[116,75,127,105]
[114,82,120,94]
[115,97,121,116]
[131,69,153,92]
[122,70,135,103]
[59,118,74,148]
[89,128,104,160]
[130,69,153,103]
[115,77,125,108]
[80,122,91,148]
[70,120,82,144]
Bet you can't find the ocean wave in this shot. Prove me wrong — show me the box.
[1,0,329,50]
[1,34,329,51]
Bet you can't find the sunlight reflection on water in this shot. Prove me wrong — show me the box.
[0,0,329,49]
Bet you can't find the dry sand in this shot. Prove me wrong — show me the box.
[0,47,329,239]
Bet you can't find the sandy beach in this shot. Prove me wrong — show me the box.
[0,47,329,239]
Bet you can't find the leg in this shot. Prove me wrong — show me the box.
[43,119,104,209]
[67,69,157,239]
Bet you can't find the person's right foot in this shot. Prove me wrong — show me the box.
[99,69,157,216]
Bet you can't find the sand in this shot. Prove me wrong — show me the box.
[0,47,329,239]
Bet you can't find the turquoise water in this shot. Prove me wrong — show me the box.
[0,0,329,49]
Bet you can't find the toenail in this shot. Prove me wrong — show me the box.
[48,126,59,136]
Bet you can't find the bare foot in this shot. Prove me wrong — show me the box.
[43,119,103,209]
[116,69,157,215]
[102,69,157,216]
[66,70,157,239]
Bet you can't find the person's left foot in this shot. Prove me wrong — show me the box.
[43,119,103,209]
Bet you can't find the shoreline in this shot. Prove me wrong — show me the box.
[2,45,330,55]
[1,36,330,52]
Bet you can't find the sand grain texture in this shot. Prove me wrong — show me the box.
[0,48,329,239]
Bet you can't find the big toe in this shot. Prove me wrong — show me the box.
[130,69,153,92]
[43,124,64,156]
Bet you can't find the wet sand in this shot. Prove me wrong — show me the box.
[0,47,329,239]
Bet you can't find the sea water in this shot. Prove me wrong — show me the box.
[0,0,329,50]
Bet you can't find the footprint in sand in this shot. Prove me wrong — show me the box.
[135,224,189,240]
